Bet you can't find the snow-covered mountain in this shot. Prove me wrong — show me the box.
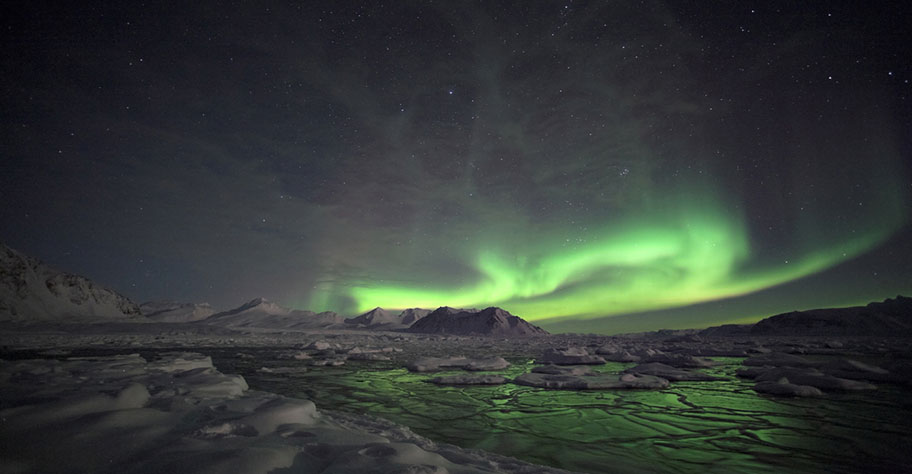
[140,301,216,322]
[408,306,548,336]
[0,243,143,322]
[202,297,344,329]
[344,307,432,329]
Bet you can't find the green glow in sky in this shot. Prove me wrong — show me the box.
[331,188,902,321]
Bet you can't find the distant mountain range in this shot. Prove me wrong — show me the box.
[697,295,912,337]
[0,243,143,322]
[140,301,215,322]
[3,242,908,337]
[344,307,432,329]
[202,297,345,329]
[0,243,542,334]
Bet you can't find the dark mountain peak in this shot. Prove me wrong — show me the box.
[408,306,548,337]
[243,297,271,308]
[478,306,511,317]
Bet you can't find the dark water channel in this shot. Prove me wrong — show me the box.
[210,350,912,474]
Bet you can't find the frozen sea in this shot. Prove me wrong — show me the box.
[220,350,912,473]
[4,333,911,474]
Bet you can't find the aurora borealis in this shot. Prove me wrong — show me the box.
[347,195,902,320]
[2,1,910,332]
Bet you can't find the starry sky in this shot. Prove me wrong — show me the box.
[2,1,910,333]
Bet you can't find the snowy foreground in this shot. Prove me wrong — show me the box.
[3,324,912,473]
[0,352,567,474]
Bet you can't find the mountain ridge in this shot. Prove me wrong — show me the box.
[140,301,215,322]
[344,307,432,328]
[408,306,548,336]
[748,295,912,336]
[202,297,343,329]
[0,242,143,322]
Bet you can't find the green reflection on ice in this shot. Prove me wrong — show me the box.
[228,353,912,474]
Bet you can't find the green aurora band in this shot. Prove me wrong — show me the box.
[342,202,897,321]
[302,170,907,322]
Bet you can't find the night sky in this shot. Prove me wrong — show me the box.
[2,1,910,333]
